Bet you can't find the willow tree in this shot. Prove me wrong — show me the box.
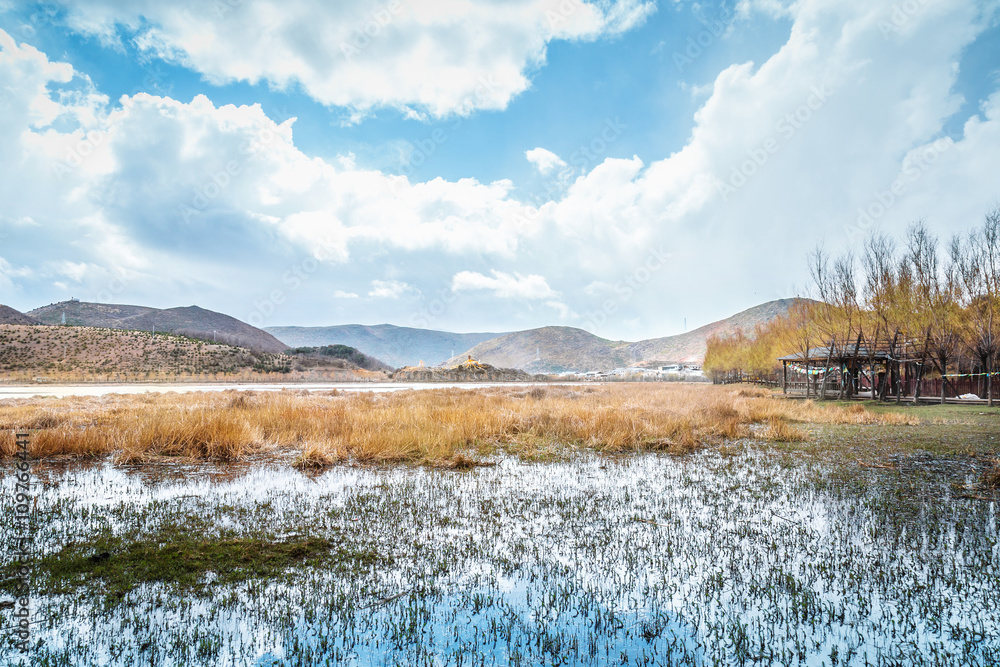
[809,246,861,399]
[917,231,965,403]
[957,208,1000,406]
[861,234,902,399]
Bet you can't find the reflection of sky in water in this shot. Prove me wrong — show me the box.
[1,451,998,665]
[256,583,701,666]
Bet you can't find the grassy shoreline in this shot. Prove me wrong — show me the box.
[0,384,922,465]
[2,385,997,665]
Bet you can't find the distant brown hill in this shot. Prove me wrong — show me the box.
[0,305,40,325]
[391,359,537,382]
[0,324,286,378]
[266,323,507,368]
[443,326,633,374]
[448,299,808,372]
[28,301,288,353]
[622,298,810,366]
[0,324,387,381]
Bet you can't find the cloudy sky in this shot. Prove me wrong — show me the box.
[0,0,998,339]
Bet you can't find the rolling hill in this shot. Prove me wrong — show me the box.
[265,324,507,368]
[0,305,40,325]
[0,324,287,378]
[449,299,806,372]
[621,298,807,366]
[443,327,634,374]
[28,301,288,354]
[0,324,389,381]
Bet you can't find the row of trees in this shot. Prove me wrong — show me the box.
[705,208,1000,405]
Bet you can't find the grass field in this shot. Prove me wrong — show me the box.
[0,384,921,466]
[2,383,998,665]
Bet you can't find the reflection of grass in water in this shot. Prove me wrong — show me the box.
[2,389,999,664]
[3,448,999,665]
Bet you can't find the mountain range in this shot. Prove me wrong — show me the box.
[265,324,507,369]
[265,299,802,373]
[0,305,40,326]
[27,301,288,353]
[440,299,801,373]
[3,297,803,373]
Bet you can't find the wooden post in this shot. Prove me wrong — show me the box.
[819,342,835,401]
[913,329,930,404]
[782,360,787,394]
[896,361,910,405]
[941,358,947,404]
[989,356,995,408]
[846,331,863,400]
[879,330,900,402]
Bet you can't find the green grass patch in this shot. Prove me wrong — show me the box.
[3,524,390,604]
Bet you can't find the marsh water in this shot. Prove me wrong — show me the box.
[0,382,574,401]
[1,448,997,666]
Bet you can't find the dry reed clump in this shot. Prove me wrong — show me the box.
[766,399,919,426]
[0,384,919,465]
[984,458,1000,490]
[757,417,807,442]
[293,440,336,469]
[732,387,771,399]
[0,430,14,457]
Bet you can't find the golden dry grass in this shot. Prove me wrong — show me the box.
[0,384,918,464]
[985,458,1000,490]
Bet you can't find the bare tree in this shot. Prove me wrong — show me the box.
[862,233,900,400]
[905,221,936,402]
[808,245,839,400]
[957,208,1000,406]
[832,253,861,398]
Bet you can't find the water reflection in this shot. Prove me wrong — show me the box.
[1,450,997,665]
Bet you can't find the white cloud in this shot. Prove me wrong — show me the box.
[526,147,567,174]
[1,0,999,338]
[368,279,417,299]
[332,290,359,299]
[451,270,557,300]
[55,0,655,117]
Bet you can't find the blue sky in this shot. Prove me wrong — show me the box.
[0,0,998,340]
